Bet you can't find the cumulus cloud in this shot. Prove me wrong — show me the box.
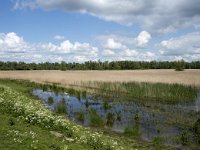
[14,0,200,33]
[136,31,151,47]
[0,32,28,53]
[0,32,98,62]
[159,32,200,56]
[102,49,115,57]
[104,38,126,49]
[54,35,65,40]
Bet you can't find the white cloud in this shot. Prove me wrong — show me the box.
[136,31,151,47]
[0,32,27,53]
[102,49,115,56]
[122,49,138,57]
[159,32,200,55]
[14,0,200,33]
[0,32,99,62]
[54,35,65,40]
[104,38,126,49]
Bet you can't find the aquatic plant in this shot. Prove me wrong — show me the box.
[194,119,200,144]
[180,130,190,146]
[103,100,111,110]
[76,111,85,122]
[106,112,115,127]
[116,111,122,122]
[89,109,104,127]
[80,81,197,103]
[124,126,140,137]
[47,97,54,105]
[54,103,67,114]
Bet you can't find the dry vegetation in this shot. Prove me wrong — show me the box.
[0,69,200,87]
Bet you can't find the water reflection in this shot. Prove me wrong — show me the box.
[33,89,200,147]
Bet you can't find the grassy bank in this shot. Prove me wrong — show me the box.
[0,79,168,150]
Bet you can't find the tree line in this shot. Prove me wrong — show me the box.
[0,60,200,70]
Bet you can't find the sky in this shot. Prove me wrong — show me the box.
[0,0,200,63]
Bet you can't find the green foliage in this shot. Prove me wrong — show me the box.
[152,136,163,145]
[82,81,197,103]
[89,109,104,127]
[106,112,115,127]
[0,60,200,70]
[76,111,85,122]
[124,126,140,137]
[48,97,54,105]
[194,119,200,144]
[103,100,111,110]
[116,111,122,122]
[175,60,185,71]
[54,103,67,114]
[180,130,190,146]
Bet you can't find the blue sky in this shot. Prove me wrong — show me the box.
[0,0,200,62]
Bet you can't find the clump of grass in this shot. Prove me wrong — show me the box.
[85,99,89,108]
[54,103,67,114]
[89,109,104,127]
[60,98,65,105]
[67,88,76,95]
[82,90,87,99]
[106,112,115,127]
[8,117,15,126]
[116,111,122,122]
[180,130,190,146]
[47,97,54,105]
[153,136,163,145]
[81,81,197,103]
[103,100,111,110]
[76,111,85,122]
[0,87,4,92]
[194,119,200,144]
[124,126,140,137]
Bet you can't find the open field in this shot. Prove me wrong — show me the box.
[0,69,200,87]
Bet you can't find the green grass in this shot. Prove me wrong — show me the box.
[79,81,198,103]
[48,97,54,105]
[0,79,170,150]
[0,112,91,150]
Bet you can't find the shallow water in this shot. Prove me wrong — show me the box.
[33,89,200,147]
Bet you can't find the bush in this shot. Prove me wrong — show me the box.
[175,60,185,71]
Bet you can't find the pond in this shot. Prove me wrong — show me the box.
[32,89,200,148]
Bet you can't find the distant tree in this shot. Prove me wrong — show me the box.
[175,60,185,71]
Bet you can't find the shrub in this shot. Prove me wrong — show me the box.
[175,60,185,71]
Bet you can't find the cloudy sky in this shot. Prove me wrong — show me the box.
[0,0,200,62]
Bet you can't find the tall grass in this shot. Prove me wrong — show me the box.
[80,81,198,103]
